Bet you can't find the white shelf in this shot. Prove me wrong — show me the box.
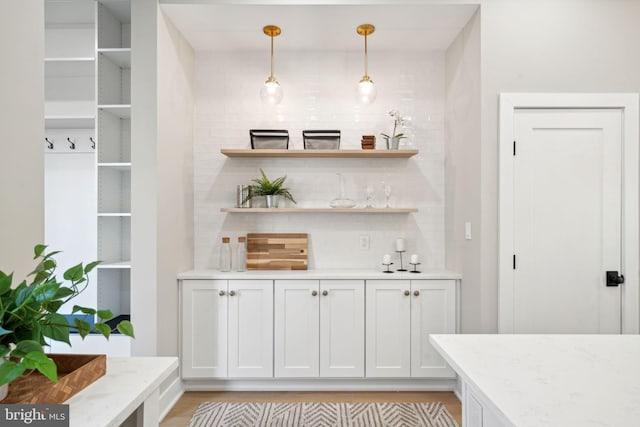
[45,57,95,77]
[98,212,131,217]
[98,105,131,119]
[98,48,131,68]
[45,115,95,129]
[98,162,131,171]
[220,208,418,214]
[98,260,131,269]
[221,149,419,158]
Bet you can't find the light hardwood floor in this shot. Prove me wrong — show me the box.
[161,391,462,426]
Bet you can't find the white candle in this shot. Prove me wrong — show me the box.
[383,254,391,264]
[396,238,405,252]
[410,254,418,264]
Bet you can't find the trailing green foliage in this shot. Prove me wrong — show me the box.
[0,246,135,387]
[246,168,296,204]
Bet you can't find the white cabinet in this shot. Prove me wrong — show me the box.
[274,280,319,377]
[366,279,455,378]
[181,279,273,379]
[319,280,365,377]
[274,280,365,378]
[410,280,456,378]
[227,280,274,377]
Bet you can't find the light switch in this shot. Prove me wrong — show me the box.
[465,222,472,240]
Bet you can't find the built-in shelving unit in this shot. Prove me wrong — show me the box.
[220,208,418,213]
[220,149,418,158]
[44,0,132,356]
[96,0,132,347]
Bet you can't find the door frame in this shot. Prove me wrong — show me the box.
[498,93,639,334]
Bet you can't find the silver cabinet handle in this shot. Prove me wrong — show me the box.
[311,290,318,296]
[219,290,226,296]
[322,290,328,296]
[404,290,410,296]
[229,290,236,296]
[414,290,420,297]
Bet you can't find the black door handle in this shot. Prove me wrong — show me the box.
[606,271,625,287]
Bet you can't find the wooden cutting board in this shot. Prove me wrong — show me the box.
[246,233,308,270]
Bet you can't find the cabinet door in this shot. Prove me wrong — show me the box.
[319,280,365,377]
[274,280,319,377]
[181,280,227,378]
[365,280,411,377]
[228,280,273,378]
[410,280,456,377]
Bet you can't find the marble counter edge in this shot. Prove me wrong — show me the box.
[66,357,179,427]
[177,269,462,280]
[430,335,516,427]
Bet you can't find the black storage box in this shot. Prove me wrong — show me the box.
[250,129,289,149]
[303,130,341,149]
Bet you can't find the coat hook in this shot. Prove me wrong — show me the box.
[45,137,54,150]
[90,137,96,149]
[67,137,76,150]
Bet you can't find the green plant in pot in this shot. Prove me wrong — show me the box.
[0,245,135,399]
[246,168,296,208]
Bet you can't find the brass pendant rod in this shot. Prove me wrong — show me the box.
[270,34,275,79]
[363,33,368,78]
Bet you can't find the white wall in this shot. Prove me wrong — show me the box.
[0,1,44,280]
[193,50,447,270]
[156,8,195,357]
[475,0,640,332]
[445,10,481,332]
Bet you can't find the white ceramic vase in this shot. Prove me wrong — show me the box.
[387,137,400,150]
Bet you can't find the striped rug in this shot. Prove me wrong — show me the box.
[187,401,458,427]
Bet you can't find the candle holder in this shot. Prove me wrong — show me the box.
[409,262,422,273]
[382,262,394,273]
[396,251,407,272]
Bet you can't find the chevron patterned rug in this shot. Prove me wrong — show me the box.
[187,401,458,427]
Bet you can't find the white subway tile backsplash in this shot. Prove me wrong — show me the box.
[193,50,447,269]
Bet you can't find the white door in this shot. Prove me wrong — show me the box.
[228,280,273,377]
[365,280,411,378]
[499,94,639,334]
[410,280,456,378]
[181,279,227,378]
[274,280,319,377]
[319,280,364,378]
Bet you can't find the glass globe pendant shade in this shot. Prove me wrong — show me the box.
[357,76,377,104]
[260,76,283,105]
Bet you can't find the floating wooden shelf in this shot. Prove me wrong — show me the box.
[220,207,418,214]
[220,149,418,158]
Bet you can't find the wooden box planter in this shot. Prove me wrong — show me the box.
[1,354,106,404]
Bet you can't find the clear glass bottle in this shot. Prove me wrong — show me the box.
[236,236,247,272]
[220,237,232,272]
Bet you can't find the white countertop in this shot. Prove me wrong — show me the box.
[66,357,178,427]
[430,334,640,427]
[178,269,461,280]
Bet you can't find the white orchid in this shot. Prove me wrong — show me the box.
[381,110,410,140]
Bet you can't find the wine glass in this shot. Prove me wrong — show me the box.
[383,182,392,208]
[365,185,375,208]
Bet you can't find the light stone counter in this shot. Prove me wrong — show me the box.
[430,334,640,427]
[178,269,461,281]
[66,357,179,427]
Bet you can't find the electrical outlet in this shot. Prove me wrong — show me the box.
[359,235,370,250]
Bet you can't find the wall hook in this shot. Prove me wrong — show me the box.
[90,137,96,149]
[67,137,76,150]
[45,137,54,150]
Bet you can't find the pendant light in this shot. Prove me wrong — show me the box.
[260,25,283,105]
[356,24,376,104]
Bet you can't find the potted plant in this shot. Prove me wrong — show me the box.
[380,110,409,149]
[245,168,296,208]
[0,245,135,400]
